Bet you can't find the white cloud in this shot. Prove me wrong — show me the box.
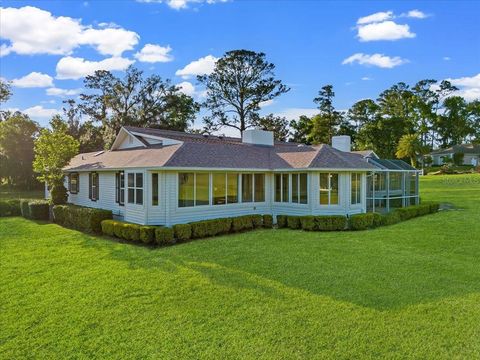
[357,11,393,25]
[274,108,318,120]
[357,21,415,41]
[46,87,82,97]
[447,73,480,101]
[11,72,54,88]
[342,53,408,68]
[175,55,218,79]
[23,105,60,118]
[259,100,274,108]
[443,56,451,61]
[361,76,373,81]
[134,44,173,63]
[56,56,135,80]
[405,9,428,19]
[176,81,196,96]
[0,6,139,56]
[137,0,227,10]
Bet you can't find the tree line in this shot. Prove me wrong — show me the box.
[1,49,479,189]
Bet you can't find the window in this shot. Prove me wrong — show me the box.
[227,173,239,204]
[115,171,125,205]
[291,173,308,204]
[178,173,210,207]
[212,173,238,205]
[88,172,99,201]
[242,174,253,203]
[69,173,79,194]
[275,174,282,202]
[282,174,289,203]
[389,172,402,191]
[319,173,339,205]
[351,173,361,205]
[254,174,265,202]
[127,173,143,205]
[152,173,159,206]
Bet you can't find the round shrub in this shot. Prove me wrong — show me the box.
[316,215,347,231]
[372,213,383,228]
[276,215,287,228]
[287,216,301,229]
[50,183,68,205]
[173,224,192,242]
[140,226,156,244]
[300,216,316,231]
[263,215,273,228]
[101,219,116,236]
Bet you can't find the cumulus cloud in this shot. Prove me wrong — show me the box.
[357,21,415,41]
[342,53,408,68]
[134,44,173,63]
[137,0,228,10]
[0,6,139,56]
[176,81,196,96]
[361,76,373,81]
[447,73,480,101]
[46,87,82,97]
[175,55,218,79]
[404,9,428,19]
[56,56,134,80]
[357,11,393,25]
[274,108,318,120]
[11,72,54,88]
[23,105,60,118]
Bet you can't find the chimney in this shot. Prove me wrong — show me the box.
[242,129,274,146]
[332,135,351,152]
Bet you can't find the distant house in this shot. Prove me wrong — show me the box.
[429,144,480,166]
[59,127,420,226]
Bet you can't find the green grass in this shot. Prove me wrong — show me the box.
[1,174,479,359]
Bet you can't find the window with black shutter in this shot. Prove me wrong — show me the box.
[89,172,98,201]
[115,171,125,206]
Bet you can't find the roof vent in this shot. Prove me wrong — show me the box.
[242,129,274,146]
[332,135,351,152]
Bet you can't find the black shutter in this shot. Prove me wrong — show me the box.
[68,174,71,193]
[96,173,99,200]
[88,173,92,200]
[76,174,79,193]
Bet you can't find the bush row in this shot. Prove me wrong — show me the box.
[19,199,50,220]
[0,199,21,217]
[278,214,348,231]
[53,204,112,233]
[100,214,273,245]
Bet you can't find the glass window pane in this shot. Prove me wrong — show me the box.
[178,173,194,207]
[330,173,339,205]
[292,174,299,203]
[282,174,289,203]
[409,173,417,195]
[213,173,226,205]
[136,173,143,188]
[128,173,134,187]
[254,174,265,202]
[136,189,143,205]
[128,188,135,204]
[227,173,238,204]
[195,173,210,206]
[275,174,281,202]
[242,174,253,203]
[300,173,308,204]
[152,173,158,206]
[120,189,124,204]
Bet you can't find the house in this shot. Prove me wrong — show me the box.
[429,144,480,166]
[60,127,420,226]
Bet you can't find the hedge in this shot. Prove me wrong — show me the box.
[28,200,50,220]
[53,204,112,233]
[140,226,156,244]
[287,215,301,229]
[232,215,254,232]
[316,215,347,231]
[349,213,375,231]
[101,219,115,236]
[276,215,287,228]
[0,199,21,217]
[173,224,192,242]
[20,199,30,218]
[300,216,316,231]
[155,227,175,245]
[263,215,273,228]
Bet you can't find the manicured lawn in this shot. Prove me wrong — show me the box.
[1,174,479,359]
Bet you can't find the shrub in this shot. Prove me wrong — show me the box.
[190,220,208,239]
[28,200,49,220]
[232,215,253,232]
[216,217,232,234]
[349,213,374,231]
[276,215,287,228]
[50,183,68,205]
[140,226,156,244]
[101,219,115,236]
[123,223,140,242]
[155,227,174,245]
[382,211,401,226]
[113,221,125,238]
[0,199,21,217]
[52,204,112,233]
[372,213,383,228]
[429,203,440,213]
[20,199,30,218]
[251,214,263,228]
[263,215,273,228]
[316,215,347,231]
[173,224,192,242]
[300,216,316,231]
[287,215,301,229]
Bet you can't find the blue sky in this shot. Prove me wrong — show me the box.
[1,0,479,135]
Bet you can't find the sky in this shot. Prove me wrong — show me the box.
[1,0,479,136]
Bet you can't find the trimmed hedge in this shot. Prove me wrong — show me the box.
[287,215,301,229]
[263,214,273,228]
[300,216,316,231]
[316,215,347,231]
[173,224,192,242]
[28,200,50,220]
[252,214,263,228]
[155,227,174,245]
[232,215,254,232]
[349,213,375,231]
[20,199,30,218]
[140,226,156,244]
[101,219,115,236]
[53,204,112,233]
[0,199,21,217]
[276,215,287,228]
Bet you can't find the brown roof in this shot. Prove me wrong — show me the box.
[429,143,480,155]
[64,127,377,171]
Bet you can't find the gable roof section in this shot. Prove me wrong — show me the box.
[430,143,480,155]
[64,127,377,171]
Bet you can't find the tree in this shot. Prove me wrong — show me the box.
[346,99,380,150]
[0,79,12,121]
[290,115,313,143]
[395,134,423,167]
[252,114,290,141]
[33,116,79,189]
[76,66,199,148]
[309,85,343,144]
[0,112,40,188]
[436,96,470,147]
[198,50,289,134]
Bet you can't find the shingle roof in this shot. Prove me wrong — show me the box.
[64,127,377,171]
[429,143,480,155]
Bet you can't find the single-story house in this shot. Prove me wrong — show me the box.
[59,127,420,226]
[429,144,480,166]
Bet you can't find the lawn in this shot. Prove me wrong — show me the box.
[1,174,479,359]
